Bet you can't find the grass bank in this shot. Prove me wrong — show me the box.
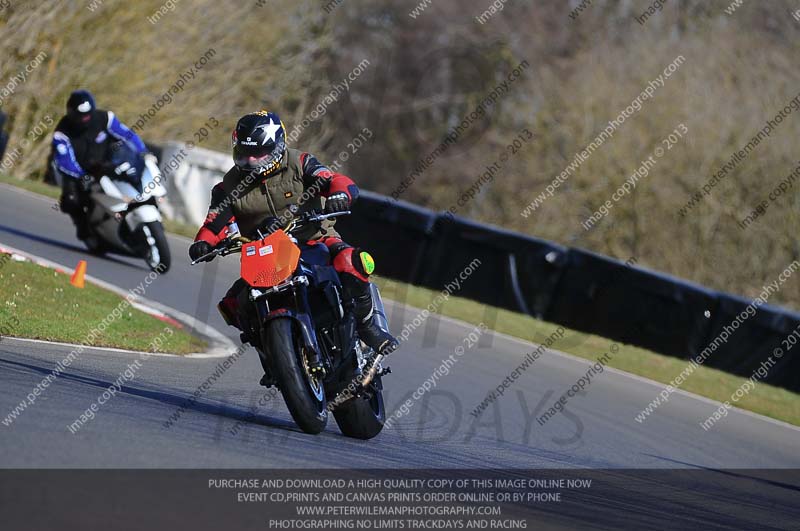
[0,253,205,354]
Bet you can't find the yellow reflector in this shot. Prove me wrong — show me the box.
[359,251,375,275]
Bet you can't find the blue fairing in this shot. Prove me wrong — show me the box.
[300,242,331,266]
[300,243,341,287]
[109,142,145,191]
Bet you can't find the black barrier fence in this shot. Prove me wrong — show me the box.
[423,215,568,318]
[0,112,8,162]
[702,294,800,390]
[546,249,719,359]
[339,191,800,393]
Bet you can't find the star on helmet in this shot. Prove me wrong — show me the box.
[256,118,282,145]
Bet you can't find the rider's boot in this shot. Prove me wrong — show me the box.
[349,278,399,356]
[61,182,90,241]
[218,281,258,345]
[218,281,276,387]
[75,217,90,241]
[65,210,90,241]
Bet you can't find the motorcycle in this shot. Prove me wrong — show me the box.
[80,147,171,272]
[191,211,391,438]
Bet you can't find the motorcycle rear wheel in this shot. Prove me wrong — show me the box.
[264,318,328,434]
[333,376,385,440]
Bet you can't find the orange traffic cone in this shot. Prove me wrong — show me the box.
[70,260,87,288]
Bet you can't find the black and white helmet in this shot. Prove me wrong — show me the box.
[231,110,286,175]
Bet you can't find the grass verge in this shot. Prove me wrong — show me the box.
[374,276,800,428]
[0,254,205,354]
[3,175,798,425]
[0,173,60,199]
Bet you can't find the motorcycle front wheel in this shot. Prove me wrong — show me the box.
[264,318,328,434]
[142,221,171,273]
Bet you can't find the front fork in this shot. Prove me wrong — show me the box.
[255,290,326,378]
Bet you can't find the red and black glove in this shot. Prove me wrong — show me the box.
[324,192,350,214]
[189,241,214,262]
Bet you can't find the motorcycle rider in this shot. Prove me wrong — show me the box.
[53,89,147,240]
[189,110,399,370]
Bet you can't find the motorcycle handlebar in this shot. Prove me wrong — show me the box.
[304,210,351,223]
[189,235,249,265]
[189,211,351,266]
[190,247,223,265]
